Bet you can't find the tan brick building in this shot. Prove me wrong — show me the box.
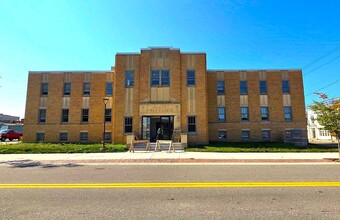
[24,47,307,145]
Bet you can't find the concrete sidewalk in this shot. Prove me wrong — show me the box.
[0,151,339,165]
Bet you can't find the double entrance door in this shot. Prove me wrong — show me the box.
[142,116,174,142]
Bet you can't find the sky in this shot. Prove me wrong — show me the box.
[0,0,339,119]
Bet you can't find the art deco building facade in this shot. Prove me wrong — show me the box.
[24,47,307,145]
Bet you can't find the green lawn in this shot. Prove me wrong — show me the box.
[0,142,338,154]
[0,143,127,154]
[186,142,339,153]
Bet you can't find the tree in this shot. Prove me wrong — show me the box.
[310,93,340,159]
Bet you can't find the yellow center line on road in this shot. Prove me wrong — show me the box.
[0,182,340,188]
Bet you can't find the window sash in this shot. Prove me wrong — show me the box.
[64,83,71,96]
[240,81,247,94]
[125,71,134,86]
[282,80,290,93]
[82,109,89,122]
[262,130,270,140]
[188,116,196,132]
[218,107,226,121]
[80,132,88,141]
[36,133,45,141]
[105,109,112,122]
[217,81,225,94]
[83,83,90,96]
[261,107,269,120]
[161,70,170,85]
[61,109,69,123]
[284,107,292,120]
[39,109,46,123]
[124,117,133,133]
[259,81,267,94]
[41,83,48,95]
[242,131,250,139]
[241,107,249,120]
[60,132,68,141]
[187,70,195,86]
[106,82,113,95]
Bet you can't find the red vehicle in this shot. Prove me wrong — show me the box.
[0,129,23,141]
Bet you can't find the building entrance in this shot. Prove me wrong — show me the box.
[141,116,174,142]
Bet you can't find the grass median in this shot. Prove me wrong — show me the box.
[186,142,338,153]
[0,143,127,154]
[0,142,338,154]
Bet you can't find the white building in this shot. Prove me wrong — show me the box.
[307,110,334,141]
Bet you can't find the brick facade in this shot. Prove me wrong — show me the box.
[24,47,307,145]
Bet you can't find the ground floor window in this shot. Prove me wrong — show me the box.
[188,116,196,133]
[241,130,250,141]
[104,132,111,142]
[59,132,68,142]
[285,129,302,139]
[218,131,227,141]
[319,130,330,136]
[124,117,133,133]
[36,132,45,142]
[262,130,270,141]
[80,132,88,142]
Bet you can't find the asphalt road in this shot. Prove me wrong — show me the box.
[1,164,339,219]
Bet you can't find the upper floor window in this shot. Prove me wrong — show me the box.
[41,83,48,96]
[64,83,71,96]
[217,81,225,94]
[61,109,69,123]
[259,81,267,94]
[261,107,269,121]
[284,106,292,121]
[39,109,46,123]
[188,116,196,133]
[82,109,89,123]
[106,82,113,96]
[218,107,226,122]
[187,70,195,86]
[151,70,170,86]
[83,83,90,96]
[105,109,112,122]
[240,81,247,94]
[124,117,133,133]
[125,71,134,87]
[241,107,249,121]
[282,80,290,93]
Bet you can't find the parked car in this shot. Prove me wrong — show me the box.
[0,129,23,141]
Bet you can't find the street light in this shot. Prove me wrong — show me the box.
[101,98,109,151]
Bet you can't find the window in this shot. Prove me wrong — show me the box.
[104,132,111,143]
[125,71,134,87]
[218,107,226,122]
[124,117,133,133]
[82,109,89,123]
[60,132,68,142]
[240,81,247,94]
[285,130,302,139]
[36,132,45,142]
[188,116,196,133]
[241,107,249,121]
[83,83,90,96]
[64,83,71,96]
[282,80,290,93]
[41,83,48,96]
[242,130,250,141]
[187,70,195,86]
[284,106,292,121]
[261,107,269,121]
[105,109,112,122]
[217,81,225,94]
[218,131,227,141]
[39,109,46,123]
[259,81,267,94]
[319,130,330,136]
[262,130,271,141]
[80,132,88,142]
[61,109,69,123]
[106,82,113,95]
[151,70,170,86]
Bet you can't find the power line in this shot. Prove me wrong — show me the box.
[303,54,340,76]
[305,78,340,96]
[303,45,340,70]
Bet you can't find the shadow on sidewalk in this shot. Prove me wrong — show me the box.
[0,160,82,168]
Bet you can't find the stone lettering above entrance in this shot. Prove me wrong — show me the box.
[140,104,180,115]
